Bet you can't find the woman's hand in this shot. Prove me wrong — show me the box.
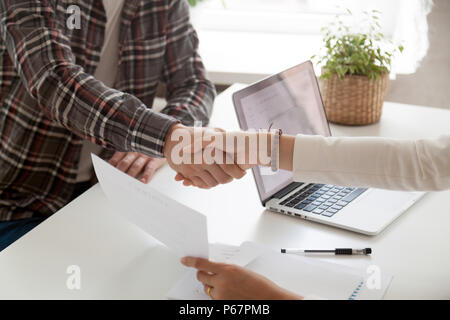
[181,257,303,300]
[109,152,166,184]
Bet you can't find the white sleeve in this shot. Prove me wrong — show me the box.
[292,134,450,191]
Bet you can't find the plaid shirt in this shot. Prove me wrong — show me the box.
[0,0,215,221]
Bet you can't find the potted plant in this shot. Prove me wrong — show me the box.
[313,10,403,125]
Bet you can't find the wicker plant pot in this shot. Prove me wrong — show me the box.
[319,73,389,126]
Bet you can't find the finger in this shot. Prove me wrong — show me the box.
[190,176,207,188]
[180,177,194,186]
[197,271,217,287]
[219,162,246,180]
[175,173,185,181]
[140,158,166,183]
[127,156,148,178]
[197,170,219,189]
[180,257,223,273]
[116,152,138,172]
[219,152,246,180]
[139,162,156,184]
[183,179,193,186]
[152,157,167,169]
[174,173,194,186]
[204,285,215,299]
[206,164,233,185]
[109,152,127,166]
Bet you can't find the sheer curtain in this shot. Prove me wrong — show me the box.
[392,0,434,75]
[190,0,434,79]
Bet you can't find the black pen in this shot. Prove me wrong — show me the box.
[281,248,372,255]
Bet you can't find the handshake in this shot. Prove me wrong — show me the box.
[162,124,275,189]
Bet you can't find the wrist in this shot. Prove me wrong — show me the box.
[163,123,186,159]
[255,132,294,171]
[279,135,295,171]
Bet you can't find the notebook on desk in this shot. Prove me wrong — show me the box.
[167,242,392,300]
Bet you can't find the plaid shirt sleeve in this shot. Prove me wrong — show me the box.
[0,0,179,158]
[159,0,216,126]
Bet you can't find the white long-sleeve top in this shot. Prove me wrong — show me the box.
[292,134,450,191]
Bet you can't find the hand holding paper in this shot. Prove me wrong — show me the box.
[180,256,302,300]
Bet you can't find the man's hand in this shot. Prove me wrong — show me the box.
[181,257,303,300]
[163,124,246,189]
[109,152,166,184]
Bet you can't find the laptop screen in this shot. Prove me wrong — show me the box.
[233,61,331,204]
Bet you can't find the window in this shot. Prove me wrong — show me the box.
[191,0,432,84]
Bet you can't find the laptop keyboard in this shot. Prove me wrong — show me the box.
[279,184,367,218]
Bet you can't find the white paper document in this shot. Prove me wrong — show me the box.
[91,154,209,259]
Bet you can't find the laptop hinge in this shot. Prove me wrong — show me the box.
[262,182,303,206]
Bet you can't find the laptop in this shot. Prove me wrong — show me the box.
[232,61,424,235]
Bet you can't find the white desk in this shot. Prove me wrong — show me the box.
[0,84,449,299]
